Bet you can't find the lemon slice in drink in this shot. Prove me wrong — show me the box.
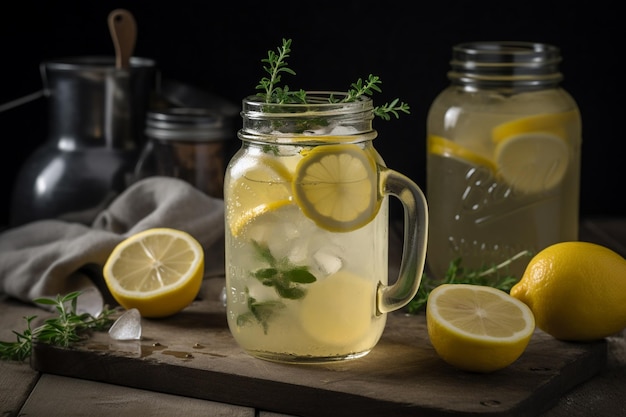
[426,284,535,373]
[292,144,380,232]
[492,110,578,143]
[494,132,569,194]
[299,271,373,346]
[428,135,497,171]
[491,111,576,194]
[103,228,205,318]
[226,156,294,237]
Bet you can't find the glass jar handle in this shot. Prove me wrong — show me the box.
[377,168,429,315]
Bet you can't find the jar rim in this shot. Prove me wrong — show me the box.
[242,91,374,120]
[448,41,563,89]
[452,41,561,64]
[243,91,372,104]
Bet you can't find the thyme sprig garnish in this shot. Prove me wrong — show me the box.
[256,38,410,120]
[0,291,114,362]
[406,250,532,314]
[236,240,317,333]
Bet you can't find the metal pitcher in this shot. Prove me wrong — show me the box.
[9,56,156,226]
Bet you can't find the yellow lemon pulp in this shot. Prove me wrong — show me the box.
[299,270,374,346]
[428,134,497,171]
[103,228,204,318]
[226,156,294,237]
[510,241,626,341]
[491,112,577,194]
[426,284,535,373]
[292,144,380,232]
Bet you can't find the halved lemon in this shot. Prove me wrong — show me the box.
[426,284,535,373]
[103,228,205,318]
[299,270,374,346]
[226,156,294,237]
[292,144,380,232]
[494,132,569,194]
[428,135,497,171]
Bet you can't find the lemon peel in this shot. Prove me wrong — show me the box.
[511,241,626,341]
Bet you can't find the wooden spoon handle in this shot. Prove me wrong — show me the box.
[108,9,137,69]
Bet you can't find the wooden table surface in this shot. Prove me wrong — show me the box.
[1,217,625,417]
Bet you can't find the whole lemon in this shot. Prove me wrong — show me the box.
[510,241,626,341]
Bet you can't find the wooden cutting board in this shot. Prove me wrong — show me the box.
[31,280,607,417]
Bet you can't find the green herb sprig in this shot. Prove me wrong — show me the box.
[406,250,532,314]
[236,240,317,333]
[256,38,410,120]
[0,292,114,362]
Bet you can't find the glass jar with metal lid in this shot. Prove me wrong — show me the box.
[426,41,582,281]
[135,107,233,198]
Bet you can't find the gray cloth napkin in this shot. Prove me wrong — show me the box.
[0,176,225,313]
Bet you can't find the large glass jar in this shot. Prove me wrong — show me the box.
[224,92,428,363]
[426,42,582,280]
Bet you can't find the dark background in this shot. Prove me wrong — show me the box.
[1,1,622,228]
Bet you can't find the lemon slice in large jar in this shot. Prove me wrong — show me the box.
[492,112,575,194]
[428,134,497,171]
[494,132,569,194]
[492,110,578,143]
[292,144,380,233]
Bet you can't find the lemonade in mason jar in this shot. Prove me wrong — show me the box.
[224,39,428,363]
[426,42,582,281]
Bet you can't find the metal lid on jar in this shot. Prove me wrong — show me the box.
[145,108,231,141]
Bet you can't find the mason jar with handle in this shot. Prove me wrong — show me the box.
[224,92,428,363]
[426,42,582,281]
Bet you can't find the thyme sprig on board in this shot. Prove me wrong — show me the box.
[406,251,532,314]
[0,292,114,362]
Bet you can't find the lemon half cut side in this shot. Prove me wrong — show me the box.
[426,284,535,373]
[293,144,380,233]
[103,228,205,318]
